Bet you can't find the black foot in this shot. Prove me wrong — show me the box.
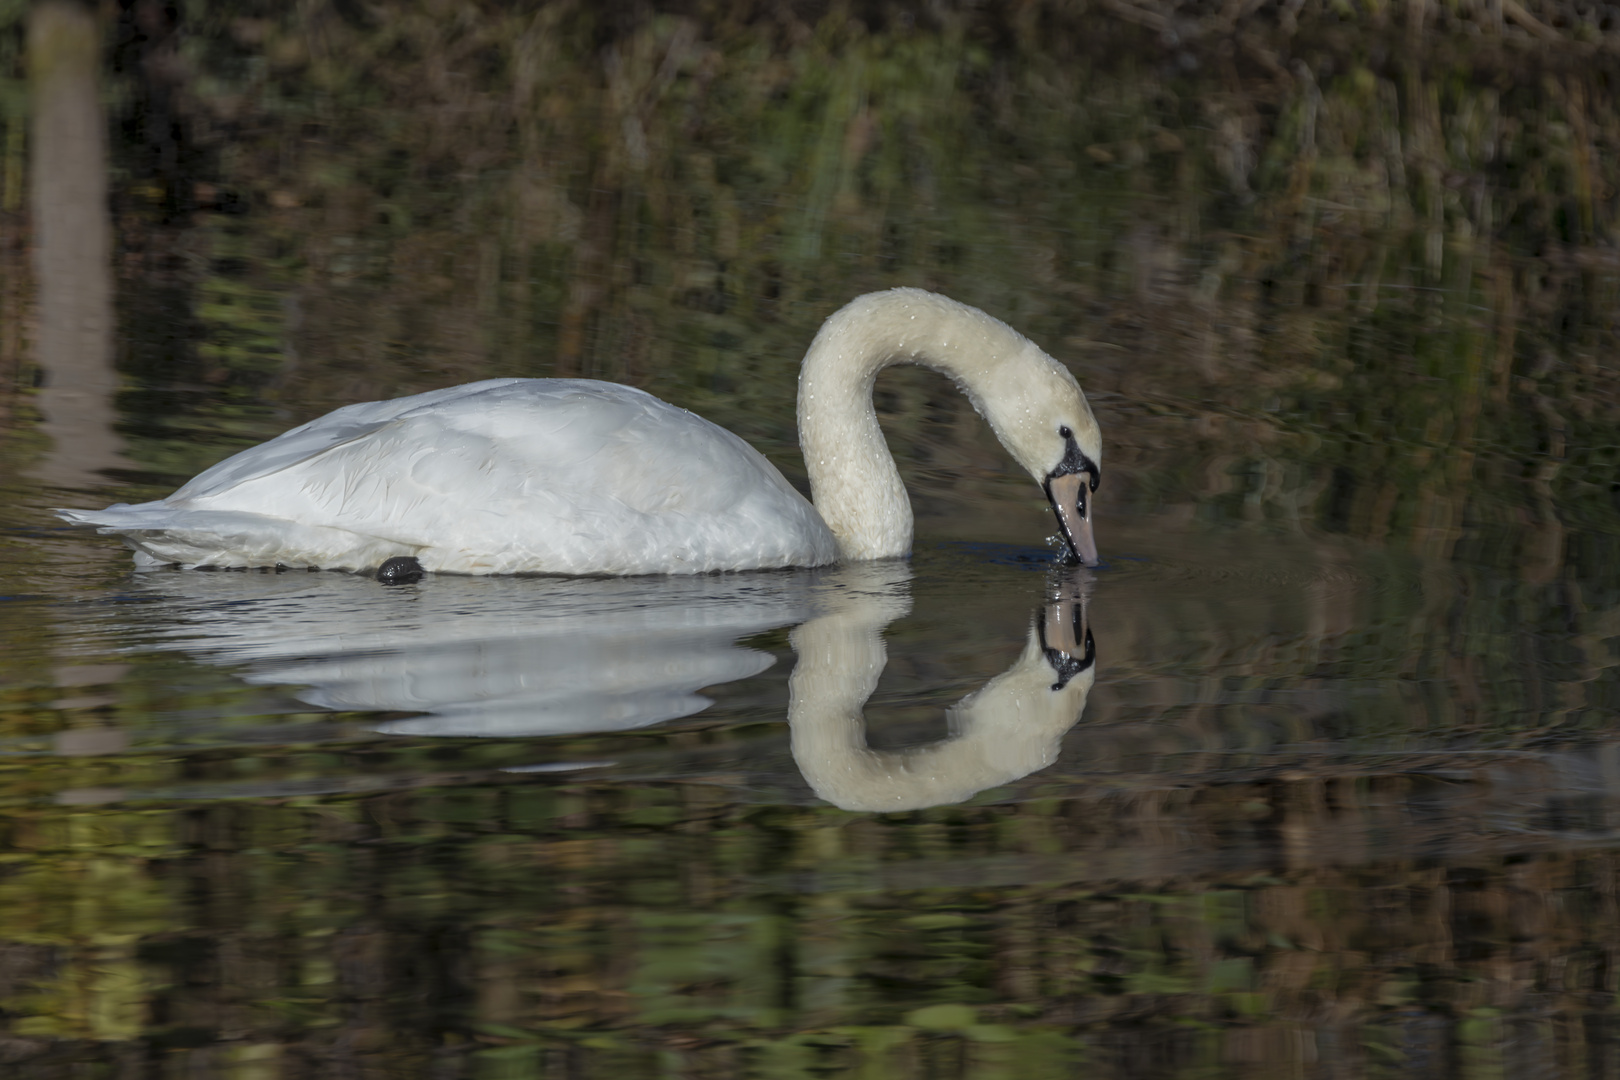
[376,556,425,585]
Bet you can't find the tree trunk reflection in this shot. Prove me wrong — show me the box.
[29,0,122,490]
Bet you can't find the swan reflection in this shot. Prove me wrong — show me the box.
[789,564,1094,811]
[122,560,1096,808]
[125,570,814,736]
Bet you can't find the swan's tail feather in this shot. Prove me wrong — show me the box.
[54,503,411,571]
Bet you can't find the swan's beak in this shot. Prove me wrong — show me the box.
[1045,471,1099,567]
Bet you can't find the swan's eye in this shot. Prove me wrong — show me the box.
[1059,425,1073,440]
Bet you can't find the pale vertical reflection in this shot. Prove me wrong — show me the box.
[29,0,124,489]
[30,3,133,800]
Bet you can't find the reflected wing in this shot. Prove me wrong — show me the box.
[125,570,816,737]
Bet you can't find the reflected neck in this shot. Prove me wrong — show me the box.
[788,564,1095,813]
[796,289,1029,560]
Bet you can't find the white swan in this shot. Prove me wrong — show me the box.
[57,288,1102,575]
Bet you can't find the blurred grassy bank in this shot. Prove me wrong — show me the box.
[99,1,1620,572]
[0,0,1615,565]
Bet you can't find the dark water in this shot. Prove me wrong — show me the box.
[4,2,1620,1076]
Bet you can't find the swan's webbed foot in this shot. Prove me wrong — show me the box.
[377,556,425,585]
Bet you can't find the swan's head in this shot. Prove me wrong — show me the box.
[973,340,1102,567]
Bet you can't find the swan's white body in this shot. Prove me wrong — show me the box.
[62,379,834,574]
[59,288,1101,575]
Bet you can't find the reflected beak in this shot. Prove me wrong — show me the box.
[1042,592,1089,660]
[1045,471,1099,567]
[1037,583,1095,689]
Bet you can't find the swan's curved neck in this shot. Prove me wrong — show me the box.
[797,290,1033,560]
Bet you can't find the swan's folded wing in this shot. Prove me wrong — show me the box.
[163,382,698,534]
[169,378,531,501]
[387,378,812,520]
[179,418,546,547]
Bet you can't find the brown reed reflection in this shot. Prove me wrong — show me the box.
[0,733,1616,1073]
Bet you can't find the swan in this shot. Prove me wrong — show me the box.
[57,288,1102,575]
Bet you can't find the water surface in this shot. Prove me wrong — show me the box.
[2,2,1620,1076]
